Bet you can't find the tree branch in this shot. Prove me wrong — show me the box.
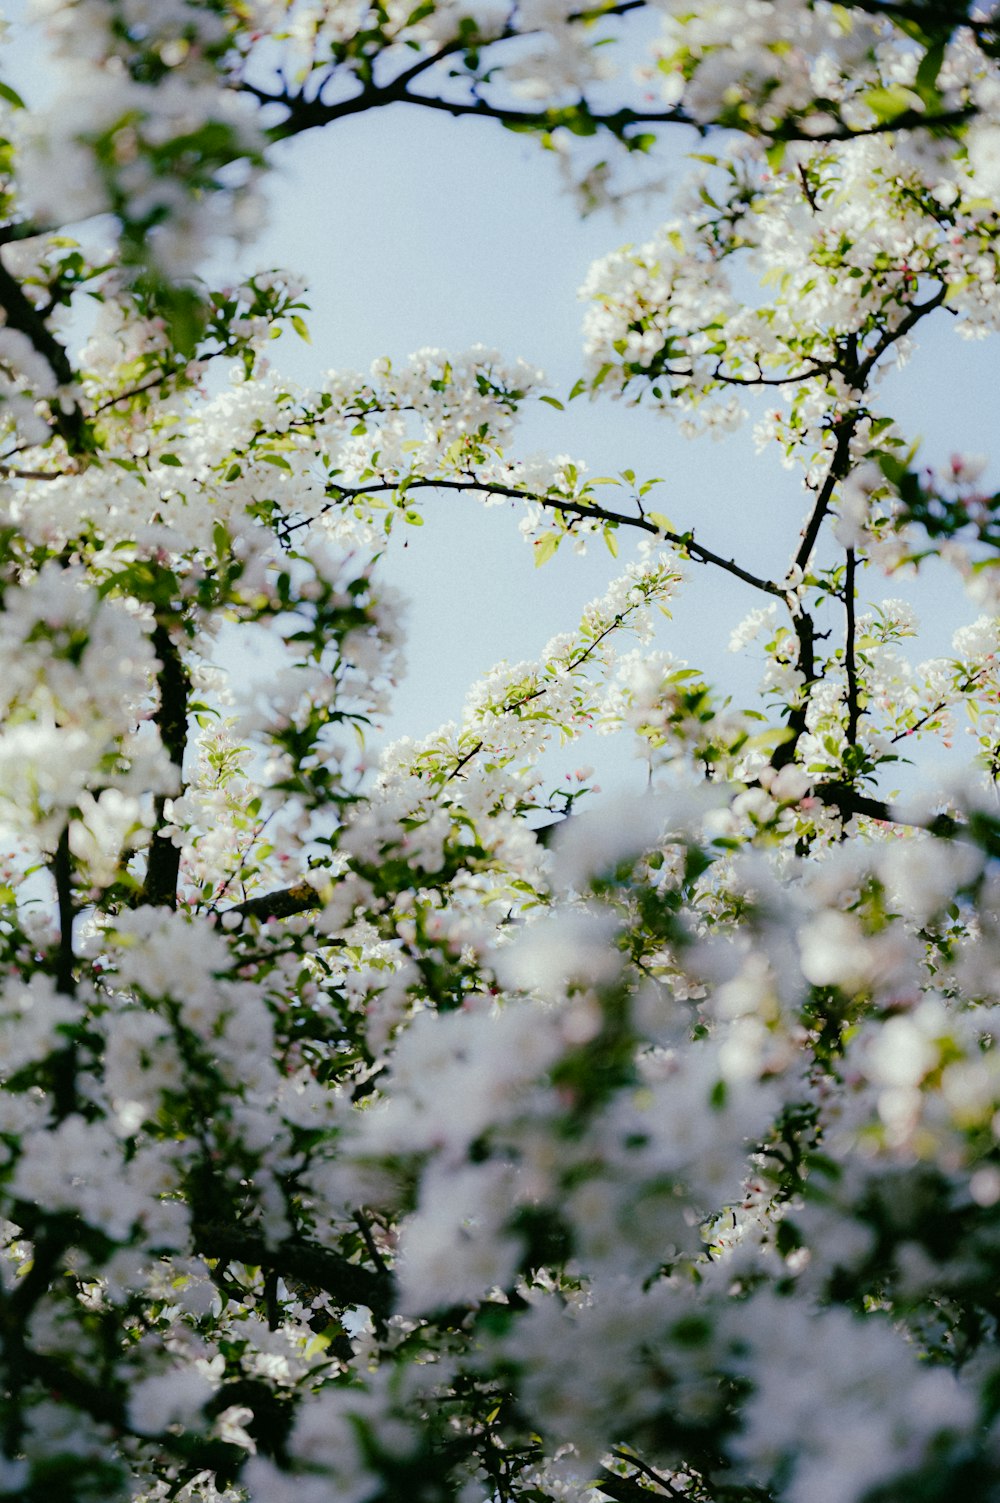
[195,1220,393,1317]
[771,607,817,770]
[143,622,191,908]
[609,1449,688,1499]
[246,1,672,144]
[220,879,330,925]
[47,830,80,1121]
[844,547,860,746]
[0,254,88,452]
[50,826,76,998]
[812,781,965,845]
[794,419,859,576]
[298,477,786,599]
[853,285,949,389]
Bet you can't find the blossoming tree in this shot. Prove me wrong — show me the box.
[4,2,1000,1501]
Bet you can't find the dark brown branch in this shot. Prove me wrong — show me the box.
[844,547,860,745]
[814,782,1000,870]
[0,255,88,451]
[249,61,694,141]
[609,1449,687,1499]
[90,373,184,415]
[794,418,859,576]
[247,0,664,142]
[649,355,834,388]
[780,286,951,765]
[195,1220,393,1317]
[791,104,973,143]
[596,1474,670,1503]
[300,477,785,599]
[794,288,947,579]
[205,812,276,915]
[852,285,948,389]
[47,829,79,1120]
[0,1233,68,1452]
[221,879,328,925]
[798,162,819,212]
[0,258,74,386]
[446,741,485,785]
[51,826,76,997]
[143,622,191,908]
[252,67,971,148]
[886,669,991,745]
[353,1210,390,1276]
[812,781,967,843]
[0,463,70,480]
[708,358,831,387]
[771,607,817,770]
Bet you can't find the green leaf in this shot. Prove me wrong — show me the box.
[0,82,25,109]
[915,39,946,99]
[533,533,560,567]
[877,454,906,486]
[260,454,292,471]
[603,525,618,558]
[648,511,676,535]
[157,284,207,357]
[291,313,311,343]
[862,84,924,124]
[159,453,182,466]
[539,394,564,410]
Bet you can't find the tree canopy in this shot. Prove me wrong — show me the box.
[2,3,1000,1502]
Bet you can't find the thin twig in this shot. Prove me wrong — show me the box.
[610,1448,687,1499]
[353,1210,390,1276]
[298,477,786,599]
